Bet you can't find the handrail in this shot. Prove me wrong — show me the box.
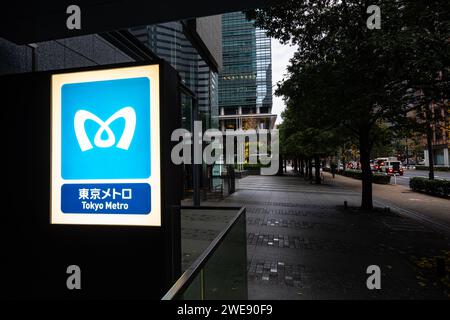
[162,206,246,300]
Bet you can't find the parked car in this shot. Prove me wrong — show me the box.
[347,161,360,170]
[402,159,416,170]
[375,158,386,172]
[379,160,403,176]
[370,160,380,172]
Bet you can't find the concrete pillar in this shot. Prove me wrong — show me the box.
[424,149,429,166]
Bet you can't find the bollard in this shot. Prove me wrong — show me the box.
[344,201,348,209]
[384,206,390,213]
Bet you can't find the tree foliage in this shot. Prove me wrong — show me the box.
[247,0,450,209]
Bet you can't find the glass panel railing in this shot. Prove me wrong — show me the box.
[181,208,238,272]
[162,206,247,300]
[203,212,247,299]
[180,272,202,300]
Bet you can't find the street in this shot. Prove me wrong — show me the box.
[391,169,450,187]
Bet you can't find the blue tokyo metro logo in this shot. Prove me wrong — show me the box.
[61,77,151,180]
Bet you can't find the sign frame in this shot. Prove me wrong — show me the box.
[51,64,161,226]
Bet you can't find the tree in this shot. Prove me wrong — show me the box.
[247,0,450,209]
[277,62,345,184]
[387,1,450,179]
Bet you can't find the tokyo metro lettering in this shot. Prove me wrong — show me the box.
[62,183,151,214]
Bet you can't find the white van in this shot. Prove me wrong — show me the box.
[380,160,403,176]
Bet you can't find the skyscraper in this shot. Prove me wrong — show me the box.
[219,12,276,132]
[130,18,221,131]
[130,17,223,197]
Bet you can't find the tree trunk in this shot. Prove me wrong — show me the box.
[314,154,321,184]
[303,158,309,180]
[293,156,298,172]
[300,157,305,177]
[359,132,373,210]
[277,153,284,176]
[308,158,313,181]
[426,126,435,180]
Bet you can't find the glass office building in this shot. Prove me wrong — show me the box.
[219,12,276,131]
[130,18,222,198]
[131,21,219,131]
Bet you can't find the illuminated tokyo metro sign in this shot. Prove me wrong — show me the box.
[51,65,161,226]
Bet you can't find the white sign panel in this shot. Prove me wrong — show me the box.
[51,65,161,226]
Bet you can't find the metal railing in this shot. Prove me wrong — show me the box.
[162,206,247,300]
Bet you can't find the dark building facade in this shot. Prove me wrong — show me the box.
[0,34,133,75]
[1,15,224,201]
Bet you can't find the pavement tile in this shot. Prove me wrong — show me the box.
[213,174,450,299]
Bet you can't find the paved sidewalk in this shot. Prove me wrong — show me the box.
[323,172,450,233]
[208,174,450,299]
